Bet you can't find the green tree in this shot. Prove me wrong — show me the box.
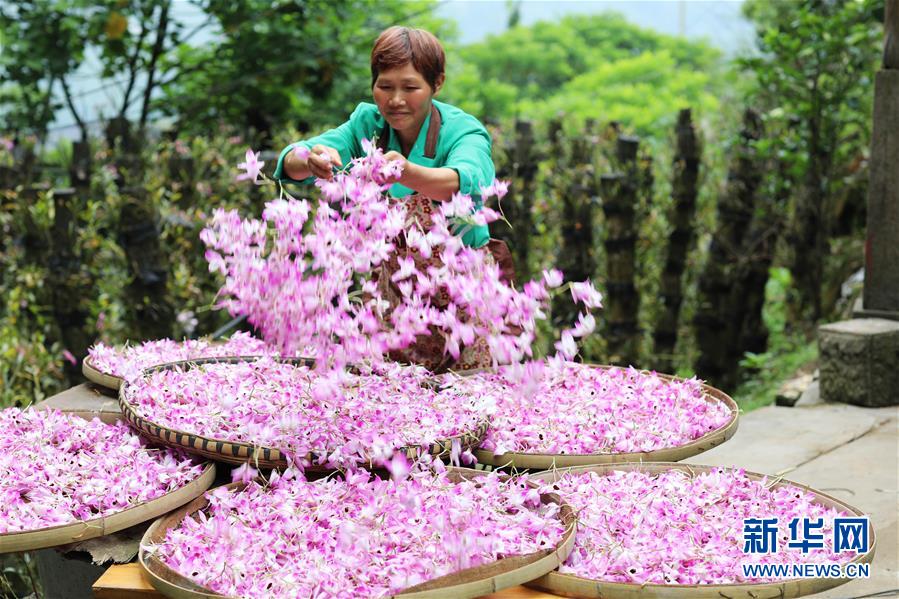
[0,0,182,140]
[160,0,453,140]
[520,50,721,137]
[741,0,883,320]
[441,12,725,137]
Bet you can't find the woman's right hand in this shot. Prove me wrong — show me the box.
[306,144,343,180]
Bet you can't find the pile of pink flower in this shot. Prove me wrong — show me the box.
[87,331,271,382]
[541,468,857,584]
[121,357,492,467]
[0,408,204,533]
[207,142,602,369]
[147,467,566,597]
[444,361,732,456]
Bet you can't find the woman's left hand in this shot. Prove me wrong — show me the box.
[382,151,409,184]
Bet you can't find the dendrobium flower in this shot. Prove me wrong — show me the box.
[0,408,204,534]
[542,268,564,288]
[543,469,858,585]
[206,141,606,368]
[122,358,493,469]
[236,148,265,183]
[570,280,603,309]
[87,332,270,382]
[149,469,566,598]
[443,361,732,456]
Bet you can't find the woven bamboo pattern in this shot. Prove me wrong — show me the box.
[119,356,489,470]
[473,365,739,470]
[526,463,876,599]
[139,468,577,599]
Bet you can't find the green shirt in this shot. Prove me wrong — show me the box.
[272,99,492,248]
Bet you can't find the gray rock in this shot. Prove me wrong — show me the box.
[819,318,899,407]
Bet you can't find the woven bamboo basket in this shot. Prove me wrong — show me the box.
[0,410,216,554]
[139,467,576,598]
[526,462,876,599]
[471,365,739,470]
[119,356,489,470]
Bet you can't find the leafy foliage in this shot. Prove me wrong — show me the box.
[441,13,727,137]
[160,0,453,139]
[740,0,883,319]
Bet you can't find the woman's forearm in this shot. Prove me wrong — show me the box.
[400,163,460,201]
[283,149,313,181]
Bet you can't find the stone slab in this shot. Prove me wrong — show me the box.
[776,372,815,407]
[685,403,891,475]
[781,412,898,598]
[820,317,899,336]
[34,383,120,415]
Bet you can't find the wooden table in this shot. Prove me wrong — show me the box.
[92,563,561,598]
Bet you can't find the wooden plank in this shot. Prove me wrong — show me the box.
[93,563,160,598]
[93,564,563,598]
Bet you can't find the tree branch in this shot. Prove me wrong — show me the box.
[139,0,171,129]
[119,17,150,119]
[60,76,88,141]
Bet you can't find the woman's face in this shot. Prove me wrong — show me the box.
[373,62,444,140]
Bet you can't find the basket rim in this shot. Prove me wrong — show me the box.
[526,462,876,592]
[82,354,124,390]
[0,409,216,554]
[119,355,490,468]
[468,363,739,466]
[138,467,578,599]
[82,340,264,391]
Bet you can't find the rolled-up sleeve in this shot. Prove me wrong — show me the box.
[444,126,495,198]
[272,104,367,183]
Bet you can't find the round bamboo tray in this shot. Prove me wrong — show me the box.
[139,468,577,598]
[526,462,876,599]
[83,342,269,391]
[119,356,489,470]
[471,365,739,470]
[0,410,216,554]
[83,355,125,390]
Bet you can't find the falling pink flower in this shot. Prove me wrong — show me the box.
[570,312,596,337]
[230,462,258,484]
[62,349,77,366]
[571,280,603,309]
[480,179,510,200]
[543,268,564,288]
[206,140,604,369]
[236,148,264,183]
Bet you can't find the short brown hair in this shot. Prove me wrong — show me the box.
[370,26,445,91]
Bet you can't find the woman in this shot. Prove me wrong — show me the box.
[274,25,491,249]
[274,26,512,372]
